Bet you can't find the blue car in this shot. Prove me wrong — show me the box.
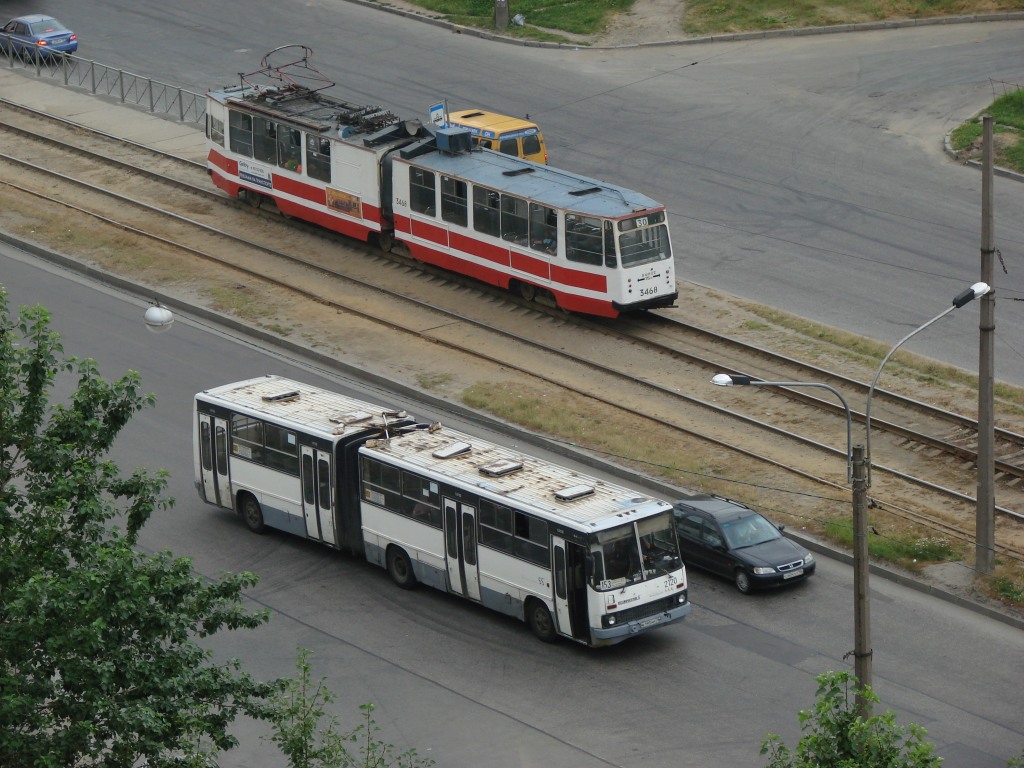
[1,15,78,59]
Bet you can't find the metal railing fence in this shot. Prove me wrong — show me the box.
[1,35,205,124]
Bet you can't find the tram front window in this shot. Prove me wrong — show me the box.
[619,223,671,267]
[618,211,671,268]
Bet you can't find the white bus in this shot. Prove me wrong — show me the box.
[194,376,691,646]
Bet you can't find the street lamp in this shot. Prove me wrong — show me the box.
[710,374,852,482]
[144,302,174,334]
[864,281,991,486]
[711,372,870,711]
[712,280,991,716]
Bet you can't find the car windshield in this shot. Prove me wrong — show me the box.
[720,513,781,550]
[30,20,68,35]
[589,513,682,591]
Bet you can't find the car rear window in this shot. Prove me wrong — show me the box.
[30,20,68,34]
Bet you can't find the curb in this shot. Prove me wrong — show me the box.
[343,3,1024,50]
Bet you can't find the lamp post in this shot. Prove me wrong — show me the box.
[711,373,871,711]
[713,281,989,715]
[864,281,991,487]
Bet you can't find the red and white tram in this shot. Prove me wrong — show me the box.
[205,47,679,317]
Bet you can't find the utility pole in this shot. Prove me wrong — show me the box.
[851,444,872,716]
[977,115,996,575]
[494,0,509,29]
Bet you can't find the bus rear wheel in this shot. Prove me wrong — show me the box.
[526,598,556,643]
[239,494,266,534]
[386,546,417,590]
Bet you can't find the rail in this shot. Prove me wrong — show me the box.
[1,37,205,124]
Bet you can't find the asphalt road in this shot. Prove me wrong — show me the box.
[5,0,1022,383]
[2,2,1024,765]
[3,241,1023,767]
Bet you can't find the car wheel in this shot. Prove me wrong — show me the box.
[239,494,266,534]
[734,569,752,594]
[526,599,556,643]
[386,546,417,590]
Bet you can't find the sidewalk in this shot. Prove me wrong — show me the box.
[0,66,207,163]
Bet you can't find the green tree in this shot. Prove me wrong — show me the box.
[760,670,941,768]
[0,291,281,767]
[269,648,434,768]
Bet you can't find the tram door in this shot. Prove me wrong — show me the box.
[198,413,232,508]
[553,537,589,641]
[443,498,481,601]
[300,446,337,546]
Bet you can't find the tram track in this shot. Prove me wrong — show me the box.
[2,104,1022,563]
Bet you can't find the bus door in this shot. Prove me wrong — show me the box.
[300,446,337,546]
[443,497,481,601]
[198,413,232,509]
[552,538,589,641]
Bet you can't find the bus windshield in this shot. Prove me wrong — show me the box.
[590,513,682,591]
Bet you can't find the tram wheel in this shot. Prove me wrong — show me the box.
[239,494,266,534]
[243,189,263,209]
[377,231,394,254]
[526,599,556,643]
[516,281,537,302]
[386,546,417,590]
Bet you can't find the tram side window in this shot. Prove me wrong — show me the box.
[208,115,225,147]
[277,126,302,172]
[231,415,263,462]
[410,167,436,216]
[253,116,278,164]
[565,215,604,266]
[441,176,468,227]
[228,111,253,157]
[472,186,501,238]
[529,203,557,255]
[500,194,529,245]
[402,473,443,528]
[359,456,403,509]
[478,500,513,550]
[263,424,298,474]
[514,512,549,567]
[306,135,331,183]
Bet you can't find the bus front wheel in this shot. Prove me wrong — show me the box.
[239,494,266,534]
[526,598,556,643]
[386,546,417,590]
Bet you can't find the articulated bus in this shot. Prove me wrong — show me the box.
[194,376,691,646]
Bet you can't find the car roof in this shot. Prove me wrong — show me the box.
[10,15,60,23]
[673,494,758,523]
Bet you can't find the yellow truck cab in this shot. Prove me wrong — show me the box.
[446,109,548,165]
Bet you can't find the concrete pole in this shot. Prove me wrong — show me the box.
[977,116,996,575]
[851,444,872,716]
[494,0,509,29]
